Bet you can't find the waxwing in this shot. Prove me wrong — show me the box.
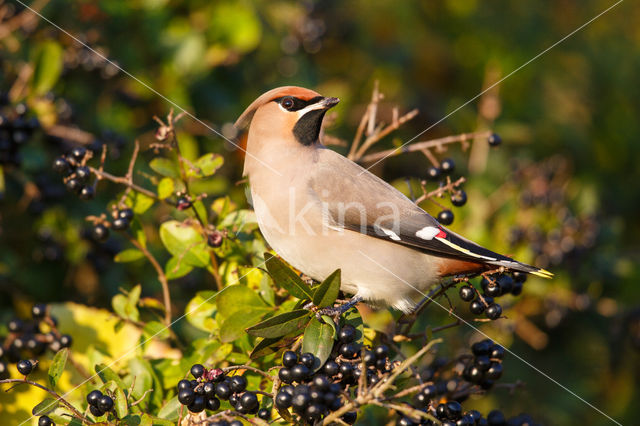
[236,86,551,313]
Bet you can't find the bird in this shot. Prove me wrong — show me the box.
[235,86,552,313]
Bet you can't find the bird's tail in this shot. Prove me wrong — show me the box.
[487,259,553,279]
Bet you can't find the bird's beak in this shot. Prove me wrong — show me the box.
[320,97,340,109]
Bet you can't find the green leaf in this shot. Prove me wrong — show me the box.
[250,337,290,360]
[185,291,218,332]
[193,153,224,177]
[129,191,155,215]
[157,177,174,200]
[246,309,311,338]
[143,321,170,340]
[95,363,126,389]
[216,284,268,319]
[312,269,341,307]
[114,385,128,419]
[114,248,144,263]
[48,348,68,389]
[149,158,179,178]
[32,397,58,416]
[130,218,147,249]
[264,253,313,300]
[219,309,268,343]
[157,396,180,421]
[159,220,209,267]
[165,256,194,280]
[302,317,335,371]
[112,293,140,323]
[32,41,63,95]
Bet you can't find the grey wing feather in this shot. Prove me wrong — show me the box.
[309,149,551,277]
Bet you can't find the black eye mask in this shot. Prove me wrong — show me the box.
[273,96,324,112]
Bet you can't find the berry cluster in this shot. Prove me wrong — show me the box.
[458,272,527,321]
[52,147,95,200]
[402,340,537,425]
[274,324,390,424]
[0,304,72,379]
[462,339,505,389]
[0,102,40,166]
[86,389,115,417]
[89,208,134,243]
[177,363,268,422]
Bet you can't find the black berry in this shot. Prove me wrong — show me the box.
[53,157,70,175]
[485,362,503,380]
[206,397,220,411]
[451,190,467,207]
[279,367,293,383]
[91,224,109,242]
[282,350,298,367]
[275,390,292,409]
[300,352,315,369]
[488,133,502,147]
[118,208,134,221]
[469,299,485,314]
[79,186,95,200]
[373,344,389,359]
[178,389,195,405]
[437,209,454,225]
[66,177,82,193]
[32,303,47,319]
[87,389,103,406]
[338,324,356,343]
[190,364,205,378]
[459,285,475,301]
[177,379,192,391]
[290,363,311,382]
[490,345,505,360]
[229,375,247,393]
[215,382,232,400]
[97,395,114,412]
[441,158,455,174]
[38,416,53,426]
[323,360,339,376]
[17,359,33,375]
[89,404,104,417]
[258,408,270,420]
[486,303,502,320]
[70,147,87,161]
[188,395,206,413]
[240,391,258,411]
[427,166,441,179]
[75,166,91,182]
[339,343,360,359]
[111,217,130,231]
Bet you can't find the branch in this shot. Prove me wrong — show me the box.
[0,379,91,423]
[359,130,492,163]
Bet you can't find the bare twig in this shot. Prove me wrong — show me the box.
[126,236,172,325]
[360,130,492,163]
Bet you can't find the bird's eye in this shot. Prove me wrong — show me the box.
[281,97,295,110]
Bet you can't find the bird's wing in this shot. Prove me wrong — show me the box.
[309,149,552,277]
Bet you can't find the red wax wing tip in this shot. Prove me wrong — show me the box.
[436,230,447,239]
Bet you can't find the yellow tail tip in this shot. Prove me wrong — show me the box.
[531,269,554,279]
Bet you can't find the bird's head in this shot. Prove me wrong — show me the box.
[235,86,339,147]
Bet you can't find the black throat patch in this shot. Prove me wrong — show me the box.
[292,109,327,146]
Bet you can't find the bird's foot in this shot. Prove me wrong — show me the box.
[316,295,363,322]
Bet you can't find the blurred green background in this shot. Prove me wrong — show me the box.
[0,0,638,424]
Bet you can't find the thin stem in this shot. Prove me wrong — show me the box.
[0,379,91,423]
[222,365,274,381]
[90,167,160,201]
[126,236,172,325]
